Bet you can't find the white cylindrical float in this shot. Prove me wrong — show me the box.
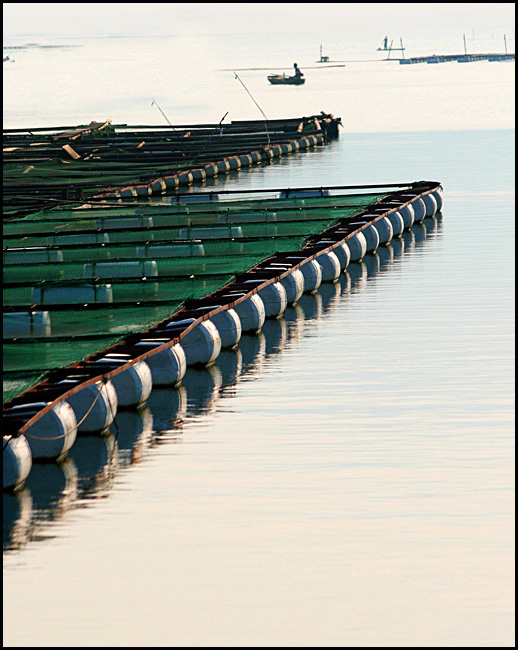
[431,188,443,212]
[316,251,341,282]
[253,281,287,318]
[4,311,51,338]
[421,193,438,217]
[171,319,221,367]
[46,233,110,246]
[298,259,322,293]
[62,379,118,433]
[261,264,304,306]
[218,211,277,225]
[83,261,158,279]
[208,308,242,349]
[173,193,219,204]
[400,195,426,223]
[112,360,153,407]
[31,284,113,305]
[315,241,351,271]
[345,231,367,262]
[232,293,266,333]
[363,224,380,252]
[178,226,243,240]
[4,247,63,265]
[3,435,32,491]
[372,217,393,245]
[136,243,204,258]
[134,341,187,386]
[411,197,426,223]
[92,357,153,408]
[8,400,77,461]
[393,204,415,229]
[375,204,413,230]
[385,211,405,237]
[94,216,154,230]
[279,189,330,198]
[350,223,379,253]
[332,243,351,270]
[278,268,305,304]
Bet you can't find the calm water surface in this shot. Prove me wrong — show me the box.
[3,29,515,647]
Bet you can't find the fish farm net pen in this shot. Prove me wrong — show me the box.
[4,188,403,402]
[3,183,442,446]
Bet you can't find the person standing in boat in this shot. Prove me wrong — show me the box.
[293,63,304,79]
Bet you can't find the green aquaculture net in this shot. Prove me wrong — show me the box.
[3,191,386,402]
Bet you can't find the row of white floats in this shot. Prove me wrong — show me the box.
[3,187,443,491]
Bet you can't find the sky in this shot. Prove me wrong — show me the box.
[3,3,516,39]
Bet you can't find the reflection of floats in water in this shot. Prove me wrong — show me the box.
[3,486,33,550]
[26,455,78,517]
[4,218,441,550]
[145,385,187,437]
[216,348,243,398]
[423,214,439,236]
[68,431,119,498]
[377,246,394,271]
[261,317,287,356]
[346,261,368,294]
[3,455,78,551]
[338,271,352,297]
[412,222,427,246]
[390,237,405,259]
[297,292,323,320]
[182,364,223,417]
[114,406,154,466]
[238,331,266,378]
[317,281,341,312]
[283,303,305,346]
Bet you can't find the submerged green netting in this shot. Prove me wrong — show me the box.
[3,372,51,405]
[3,192,386,402]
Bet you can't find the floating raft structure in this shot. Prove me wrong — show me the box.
[3,113,341,217]
[4,212,445,551]
[3,181,443,490]
[399,52,514,64]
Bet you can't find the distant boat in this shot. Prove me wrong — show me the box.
[267,73,305,85]
[268,64,305,85]
[4,55,10,62]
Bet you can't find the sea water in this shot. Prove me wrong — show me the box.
[3,28,515,647]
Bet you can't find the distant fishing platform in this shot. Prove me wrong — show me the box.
[379,34,514,64]
[399,52,514,64]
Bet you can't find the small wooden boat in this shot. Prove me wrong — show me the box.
[267,74,305,86]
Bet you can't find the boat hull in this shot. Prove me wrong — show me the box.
[267,75,305,85]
